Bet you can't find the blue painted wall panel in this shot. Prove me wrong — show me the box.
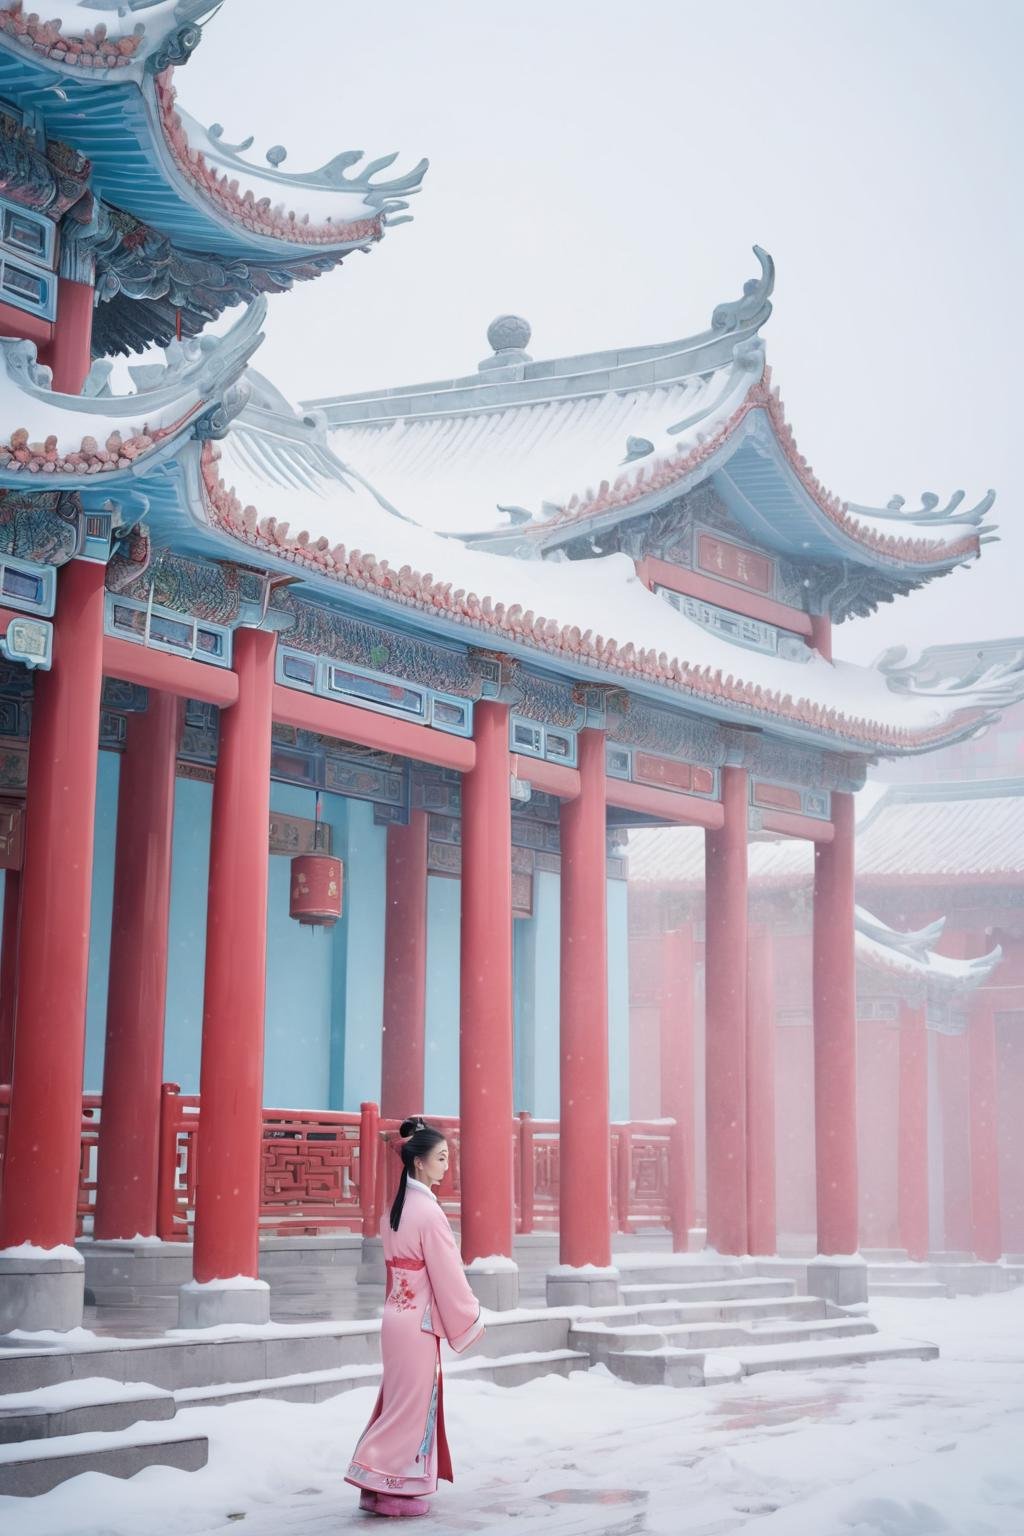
[335,798,386,1111]
[263,783,335,1110]
[82,751,119,1092]
[163,775,211,1094]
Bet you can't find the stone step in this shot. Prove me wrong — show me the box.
[621,1295,831,1327]
[869,1281,952,1299]
[620,1277,797,1305]
[0,1324,384,1397]
[606,1332,938,1389]
[0,1424,207,1497]
[175,1347,589,1411]
[731,1333,939,1376]
[571,1315,874,1359]
[614,1259,750,1285]
[867,1264,942,1284]
[0,1377,175,1445]
[0,1314,577,1399]
[930,1263,1014,1296]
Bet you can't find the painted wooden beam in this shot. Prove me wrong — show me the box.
[606,776,725,829]
[102,636,239,707]
[272,684,476,772]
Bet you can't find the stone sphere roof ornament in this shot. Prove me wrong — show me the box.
[480,314,533,372]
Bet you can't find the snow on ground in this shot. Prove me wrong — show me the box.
[3,1290,1022,1536]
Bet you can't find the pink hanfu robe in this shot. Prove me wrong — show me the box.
[346,1179,484,1498]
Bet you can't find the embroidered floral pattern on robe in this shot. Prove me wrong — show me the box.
[389,1273,416,1312]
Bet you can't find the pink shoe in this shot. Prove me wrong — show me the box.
[358,1490,377,1513]
[372,1493,431,1518]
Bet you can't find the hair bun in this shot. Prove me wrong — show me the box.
[399,1116,426,1138]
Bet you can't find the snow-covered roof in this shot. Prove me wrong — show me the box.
[852,908,1001,1001]
[0,4,425,262]
[0,297,263,485]
[308,250,994,597]
[125,360,1014,758]
[855,779,1024,882]
[627,778,1024,887]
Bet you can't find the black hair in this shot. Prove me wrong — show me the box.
[389,1117,447,1231]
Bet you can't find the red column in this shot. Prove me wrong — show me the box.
[0,560,105,1249]
[44,277,94,397]
[191,628,276,1285]
[938,1030,972,1253]
[746,926,777,1255]
[704,765,748,1255]
[93,694,181,1240]
[380,811,428,1120]
[0,869,21,1083]
[969,993,1002,1262]
[812,790,859,1255]
[897,1000,929,1261]
[660,925,696,1251]
[559,728,612,1268]
[459,701,515,1265]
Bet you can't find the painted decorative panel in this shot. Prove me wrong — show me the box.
[695,530,775,595]
[0,798,24,868]
[269,812,330,857]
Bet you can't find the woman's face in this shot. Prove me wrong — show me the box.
[414,1140,449,1188]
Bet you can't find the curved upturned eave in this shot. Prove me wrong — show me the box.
[111,440,1006,763]
[0,44,399,262]
[533,373,983,578]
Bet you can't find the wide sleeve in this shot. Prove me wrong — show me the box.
[420,1206,484,1353]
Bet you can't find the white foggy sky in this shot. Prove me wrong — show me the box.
[180,1,1022,667]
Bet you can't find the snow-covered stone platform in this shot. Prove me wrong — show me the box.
[1,1288,1021,1533]
[0,1250,943,1497]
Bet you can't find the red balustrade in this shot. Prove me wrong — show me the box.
[0,1086,680,1242]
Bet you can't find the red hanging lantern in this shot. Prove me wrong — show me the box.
[289,798,343,928]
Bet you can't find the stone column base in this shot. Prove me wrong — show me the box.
[356,1235,385,1287]
[177,1277,270,1329]
[546,1266,621,1309]
[466,1263,519,1311]
[806,1255,868,1305]
[0,1252,84,1333]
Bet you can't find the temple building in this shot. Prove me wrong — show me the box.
[0,0,1021,1348]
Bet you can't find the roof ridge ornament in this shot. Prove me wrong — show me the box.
[193,121,428,217]
[480,315,532,372]
[711,246,775,334]
[847,489,996,528]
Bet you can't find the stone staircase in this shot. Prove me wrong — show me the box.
[0,1258,940,1496]
[862,1247,1024,1298]
[575,1262,938,1387]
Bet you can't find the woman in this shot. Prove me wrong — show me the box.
[346,1117,484,1518]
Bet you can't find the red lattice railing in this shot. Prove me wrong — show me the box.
[0,1085,680,1242]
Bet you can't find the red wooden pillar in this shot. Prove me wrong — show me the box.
[969,993,1002,1262]
[559,728,612,1269]
[0,868,21,1083]
[812,791,859,1255]
[45,277,94,396]
[380,811,428,1120]
[937,1029,972,1253]
[94,694,181,1240]
[897,1000,929,1261]
[660,925,696,1251]
[746,926,777,1255]
[704,765,748,1255]
[0,561,105,1252]
[187,629,275,1314]
[459,701,516,1276]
